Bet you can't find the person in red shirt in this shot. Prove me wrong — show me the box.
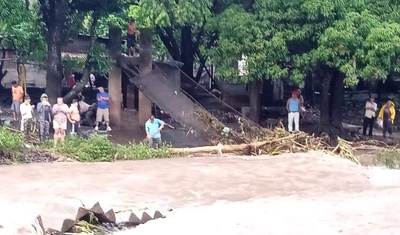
[68,74,76,88]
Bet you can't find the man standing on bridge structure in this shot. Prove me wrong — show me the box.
[127,18,140,56]
[145,115,165,148]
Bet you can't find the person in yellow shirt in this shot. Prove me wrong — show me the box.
[378,100,396,138]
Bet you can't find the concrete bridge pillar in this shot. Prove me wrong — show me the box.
[108,27,122,128]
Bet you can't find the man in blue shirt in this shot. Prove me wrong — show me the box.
[286,90,301,132]
[145,115,165,148]
[95,87,112,131]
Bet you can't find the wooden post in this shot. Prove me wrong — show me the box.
[138,28,153,126]
[108,27,122,128]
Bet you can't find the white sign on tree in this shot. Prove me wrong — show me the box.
[238,55,248,76]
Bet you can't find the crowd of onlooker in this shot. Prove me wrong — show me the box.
[1,80,166,148]
[3,80,112,146]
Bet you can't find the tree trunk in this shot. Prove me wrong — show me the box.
[43,0,66,104]
[319,73,332,127]
[377,80,383,101]
[63,14,99,103]
[180,25,195,80]
[0,46,7,89]
[304,70,314,106]
[17,62,27,95]
[249,79,261,124]
[330,72,345,133]
[171,140,270,155]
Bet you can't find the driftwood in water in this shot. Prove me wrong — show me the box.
[171,140,271,155]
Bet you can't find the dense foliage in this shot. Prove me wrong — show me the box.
[2,0,400,131]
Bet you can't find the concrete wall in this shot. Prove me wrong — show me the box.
[1,51,46,88]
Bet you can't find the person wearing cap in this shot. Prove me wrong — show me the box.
[37,93,52,144]
[363,96,377,137]
[286,90,301,132]
[378,100,396,138]
[19,95,35,138]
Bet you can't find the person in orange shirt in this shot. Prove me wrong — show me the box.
[11,80,24,121]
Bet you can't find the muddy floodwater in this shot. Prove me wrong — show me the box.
[0,152,400,234]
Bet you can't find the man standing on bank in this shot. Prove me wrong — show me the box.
[286,90,301,132]
[11,80,24,121]
[363,96,378,137]
[378,100,396,138]
[52,97,70,146]
[145,115,165,148]
[37,93,52,144]
[95,87,112,131]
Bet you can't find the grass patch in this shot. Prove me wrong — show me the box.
[0,127,173,163]
[45,134,173,162]
[377,148,400,169]
[0,126,25,162]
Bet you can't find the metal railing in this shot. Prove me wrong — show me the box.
[153,63,263,130]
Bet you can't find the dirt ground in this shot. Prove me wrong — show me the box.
[0,152,400,234]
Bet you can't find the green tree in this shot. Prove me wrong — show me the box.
[133,0,223,81]
[295,2,400,136]
[62,0,131,102]
[212,0,372,131]
[38,0,68,102]
[0,0,46,91]
[208,4,288,123]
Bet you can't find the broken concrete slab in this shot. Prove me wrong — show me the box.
[91,202,105,215]
[75,207,91,221]
[61,219,76,234]
[105,209,116,223]
[154,210,164,219]
[128,212,141,226]
[140,212,152,224]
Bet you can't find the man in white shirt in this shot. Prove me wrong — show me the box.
[363,96,378,137]
[20,95,35,138]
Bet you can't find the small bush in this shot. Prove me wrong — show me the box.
[115,142,173,160]
[49,134,173,162]
[377,148,400,169]
[0,127,24,160]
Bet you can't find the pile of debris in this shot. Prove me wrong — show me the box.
[171,128,391,164]
[55,202,165,234]
[0,202,166,235]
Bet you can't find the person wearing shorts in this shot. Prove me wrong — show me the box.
[68,99,80,135]
[10,80,24,121]
[52,97,70,146]
[95,87,112,131]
